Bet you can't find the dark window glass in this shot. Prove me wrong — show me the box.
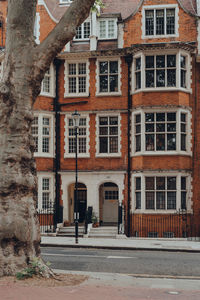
[156,10,164,35]
[156,113,165,122]
[156,134,165,150]
[146,113,154,122]
[99,75,108,92]
[146,177,154,190]
[110,61,118,73]
[136,135,141,152]
[156,177,165,190]
[167,192,176,209]
[167,134,176,150]
[167,112,176,121]
[146,70,154,87]
[136,192,141,209]
[146,134,154,151]
[166,9,175,34]
[167,177,176,190]
[146,192,155,209]
[167,55,176,67]
[156,192,165,209]
[100,61,108,74]
[146,56,154,68]
[156,70,165,87]
[99,137,108,153]
[110,75,118,92]
[145,10,154,35]
[156,55,165,68]
[136,177,141,190]
[136,114,141,123]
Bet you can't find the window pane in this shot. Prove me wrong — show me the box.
[69,77,76,93]
[69,138,75,153]
[110,75,118,92]
[110,117,118,125]
[156,123,165,132]
[145,10,154,35]
[79,77,86,93]
[181,70,186,88]
[110,61,118,74]
[135,72,141,90]
[136,177,141,190]
[136,124,141,134]
[167,192,176,209]
[100,61,108,74]
[156,113,165,121]
[181,177,186,189]
[156,134,165,150]
[180,55,186,69]
[84,22,90,38]
[166,9,175,34]
[136,135,141,152]
[146,56,154,68]
[146,113,154,122]
[110,136,118,153]
[156,177,165,190]
[108,20,115,38]
[167,177,176,190]
[181,134,186,151]
[136,192,141,209]
[146,70,154,87]
[146,123,154,132]
[99,127,108,135]
[78,63,86,75]
[156,192,165,209]
[167,69,176,87]
[181,191,187,210]
[167,112,176,121]
[167,55,176,67]
[43,117,50,125]
[146,192,155,209]
[156,69,165,87]
[181,113,186,122]
[42,137,49,153]
[156,10,164,35]
[146,134,154,151]
[100,21,106,38]
[69,64,76,75]
[99,117,108,125]
[136,57,141,70]
[99,75,108,92]
[136,114,141,123]
[99,137,108,153]
[110,126,118,135]
[156,55,165,68]
[79,137,86,153]
[167,134,176,150]
[167,123,176,132]
[146,177,154,190]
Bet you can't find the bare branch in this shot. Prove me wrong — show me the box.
[33,0,95,80]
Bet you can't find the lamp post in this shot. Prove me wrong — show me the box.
[72,110,80,244]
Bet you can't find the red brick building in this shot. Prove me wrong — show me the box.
[1,0,200,237]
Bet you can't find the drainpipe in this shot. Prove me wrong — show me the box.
[53,58,62,228]
[125,55,133,237]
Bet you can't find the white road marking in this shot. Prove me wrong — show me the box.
[41,253,135,259]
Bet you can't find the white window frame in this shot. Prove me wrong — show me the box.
[142,4,179,39]
[97,18,118,40]
[132,108,192,156]
[32,113,55,158]
[74,19,91,41]
[37,173,54,212]
[96,57,121,96]
[95,113,121,157]
[34,12,40,44]
[64,60,89,98]
[132,171,192,214]
[40,64,55,97]
[64,114,90,158]
[131,50,191,93]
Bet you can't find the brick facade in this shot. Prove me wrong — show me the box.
[1,0,200,237]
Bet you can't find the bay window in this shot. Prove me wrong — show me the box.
[132,51,190,92]
[133,173,191,212]
[133,109,191,155]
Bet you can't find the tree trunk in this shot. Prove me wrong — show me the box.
[0,0,95,276]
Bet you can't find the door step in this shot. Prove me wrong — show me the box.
[88,226,118,239]
[56,226,85,237]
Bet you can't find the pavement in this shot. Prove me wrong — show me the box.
[41,235,200,253]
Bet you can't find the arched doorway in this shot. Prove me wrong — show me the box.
[68,183,87,223]
[99,182,119,225]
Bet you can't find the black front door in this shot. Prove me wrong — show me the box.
[74,189,87,223]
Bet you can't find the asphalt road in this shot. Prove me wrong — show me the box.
[41,247,200,277]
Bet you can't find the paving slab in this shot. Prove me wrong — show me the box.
[41,236,200,252]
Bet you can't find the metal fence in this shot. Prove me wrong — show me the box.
[37,203,56,234]
[131,213,200,238]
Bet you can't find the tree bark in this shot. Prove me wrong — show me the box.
[0,0,95,276]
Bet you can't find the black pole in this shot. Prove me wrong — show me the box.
[125,55,133,237]
[75,126,79,244]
